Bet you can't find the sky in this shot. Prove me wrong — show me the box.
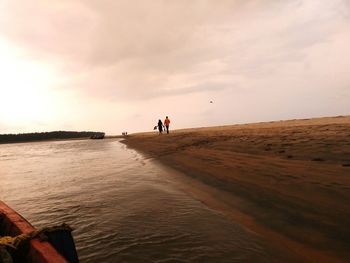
[0,0,349,134]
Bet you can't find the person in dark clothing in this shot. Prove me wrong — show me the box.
[157,119,164,134]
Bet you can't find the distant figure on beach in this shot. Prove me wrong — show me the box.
[164,116,171,134]
[157,119,164,134]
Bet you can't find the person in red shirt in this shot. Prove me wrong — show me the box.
[164,116,171,134]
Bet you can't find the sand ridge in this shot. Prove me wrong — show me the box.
[122,116,350,262]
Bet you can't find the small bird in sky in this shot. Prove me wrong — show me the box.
[210,101,213,103]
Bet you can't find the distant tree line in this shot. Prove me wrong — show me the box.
[0,131,105,143]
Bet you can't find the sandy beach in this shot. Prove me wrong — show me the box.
[122,116,350,262]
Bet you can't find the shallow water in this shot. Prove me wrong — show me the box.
[1,139,277,262]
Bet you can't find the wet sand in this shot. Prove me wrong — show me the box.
[122,116,350,262]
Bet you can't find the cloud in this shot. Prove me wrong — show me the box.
[0,0,349,133]
[1,1,346,81]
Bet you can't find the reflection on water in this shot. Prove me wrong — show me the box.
[1,139,273,262]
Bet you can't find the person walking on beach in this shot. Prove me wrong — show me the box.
[157,119,164,134]
[164,116,170,134]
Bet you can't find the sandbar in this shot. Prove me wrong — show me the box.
[121,116,350,262]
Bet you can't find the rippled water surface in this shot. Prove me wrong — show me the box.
[1,139,275,262]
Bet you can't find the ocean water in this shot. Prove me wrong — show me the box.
[0,139,277,262]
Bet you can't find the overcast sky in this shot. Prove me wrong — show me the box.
[0,0,349,134]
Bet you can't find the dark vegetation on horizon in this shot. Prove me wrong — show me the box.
[0,131,105,143]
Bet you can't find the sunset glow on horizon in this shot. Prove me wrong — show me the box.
[1,1,349,134]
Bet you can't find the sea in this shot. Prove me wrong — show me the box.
[0,139,281,262]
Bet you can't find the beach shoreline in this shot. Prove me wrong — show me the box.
[121,116,350,262]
